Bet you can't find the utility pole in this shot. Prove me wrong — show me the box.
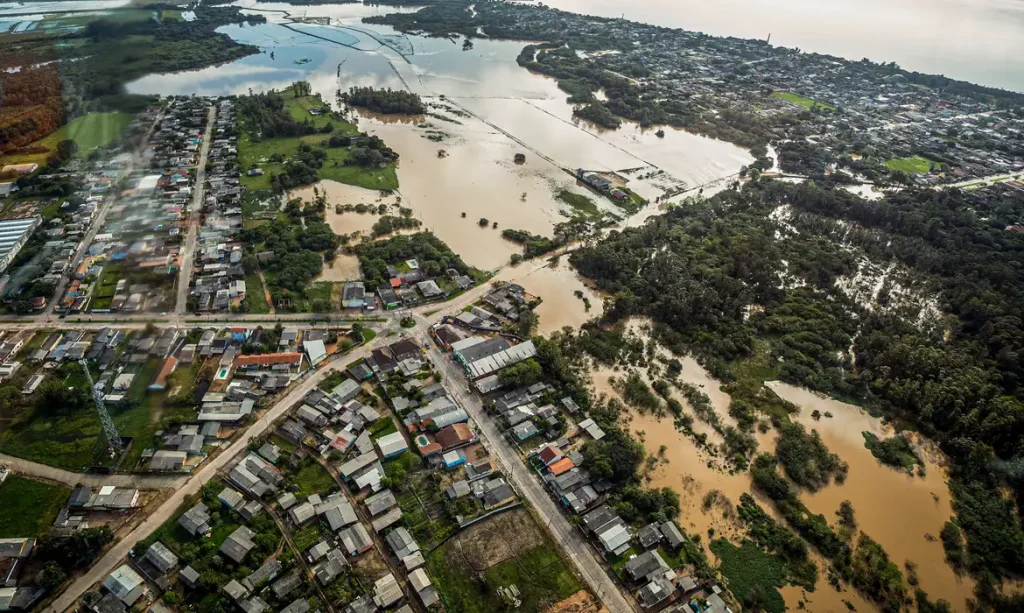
[80,359,123,457]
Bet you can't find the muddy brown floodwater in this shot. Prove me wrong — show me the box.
[289,181,406,281]
[494,258,604,335]
[770,382,976,610]
[585,319,973,612]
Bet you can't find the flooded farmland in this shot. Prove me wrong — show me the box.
[125,2,753,270]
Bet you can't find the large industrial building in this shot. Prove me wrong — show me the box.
[0,216,41,274]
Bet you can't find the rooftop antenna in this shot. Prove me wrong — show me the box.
[80,360,123,456]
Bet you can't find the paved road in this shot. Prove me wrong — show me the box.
[175,106,216,315]
[0,453,186,490]
[45,341,380,613]
[45,109,166,313]
[413,324,637,613]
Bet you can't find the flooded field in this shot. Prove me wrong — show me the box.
[584,318,973,611]
[770,382,975,610]
[126,5,755,269]
[289,181,406,281]
[495,258,604,335]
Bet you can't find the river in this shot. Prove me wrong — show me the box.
[541,0,1024,93]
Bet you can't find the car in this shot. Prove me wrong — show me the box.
[161,312,168,316]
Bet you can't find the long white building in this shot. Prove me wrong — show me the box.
[0,216,41,273]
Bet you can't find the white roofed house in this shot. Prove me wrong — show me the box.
[409,568,439,607]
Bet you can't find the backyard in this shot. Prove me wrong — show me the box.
[426,509,581,613]
[0,475,71,538]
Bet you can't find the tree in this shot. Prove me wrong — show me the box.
[38,561,67,590]
[497,359,542,387]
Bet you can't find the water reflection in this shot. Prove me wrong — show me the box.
[541,0,1024,93]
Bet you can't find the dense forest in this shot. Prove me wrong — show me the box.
[237,198,341,310]
[339,87,426,115]
[237,90,324,139]
[568,179,1024,608]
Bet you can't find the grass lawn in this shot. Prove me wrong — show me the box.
[292,458,337,497]
[245,272,270,314]
[771,91,836,111]
[556,190,602,220]
[0,366,105,471]
[369,416,397,439]
[885,155,932,174]
[0,475,71,538]
[2,112,134,166]
[91,261,124,311]
[238,90,398,192]
[292,523,326,551]
[710,539,787,613]
[306,282,334,307]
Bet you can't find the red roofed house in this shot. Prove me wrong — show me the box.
[538,445,563,466]
[150,357,179,391]
[435,423,476,450]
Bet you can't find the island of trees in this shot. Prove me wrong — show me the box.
[339,86,426,115]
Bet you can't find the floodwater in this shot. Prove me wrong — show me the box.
[125,5,755,268]
[584,318,973,611]
[0,0,130,16]
[289,181,405,281]
[541,0,1024,93]
[495,257,604,335]
[770,382,975,610]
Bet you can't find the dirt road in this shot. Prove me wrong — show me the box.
[45,341,380,613]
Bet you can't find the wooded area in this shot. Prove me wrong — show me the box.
[568,179,1024,608]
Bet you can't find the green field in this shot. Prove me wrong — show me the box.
[292,458,337,498]
[556,189,602,220]
[710,539,787,613]
[2,112,134,166]
[771,91,836,111]
[885,155,933,174]
[244,272,271,314]
[0,358,197,472]
[239,91,398,191]
[0,475,71,538]
[429,540,581,612]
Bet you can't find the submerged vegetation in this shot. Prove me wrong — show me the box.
[568,177,1024,606]
[862,431,923,473]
